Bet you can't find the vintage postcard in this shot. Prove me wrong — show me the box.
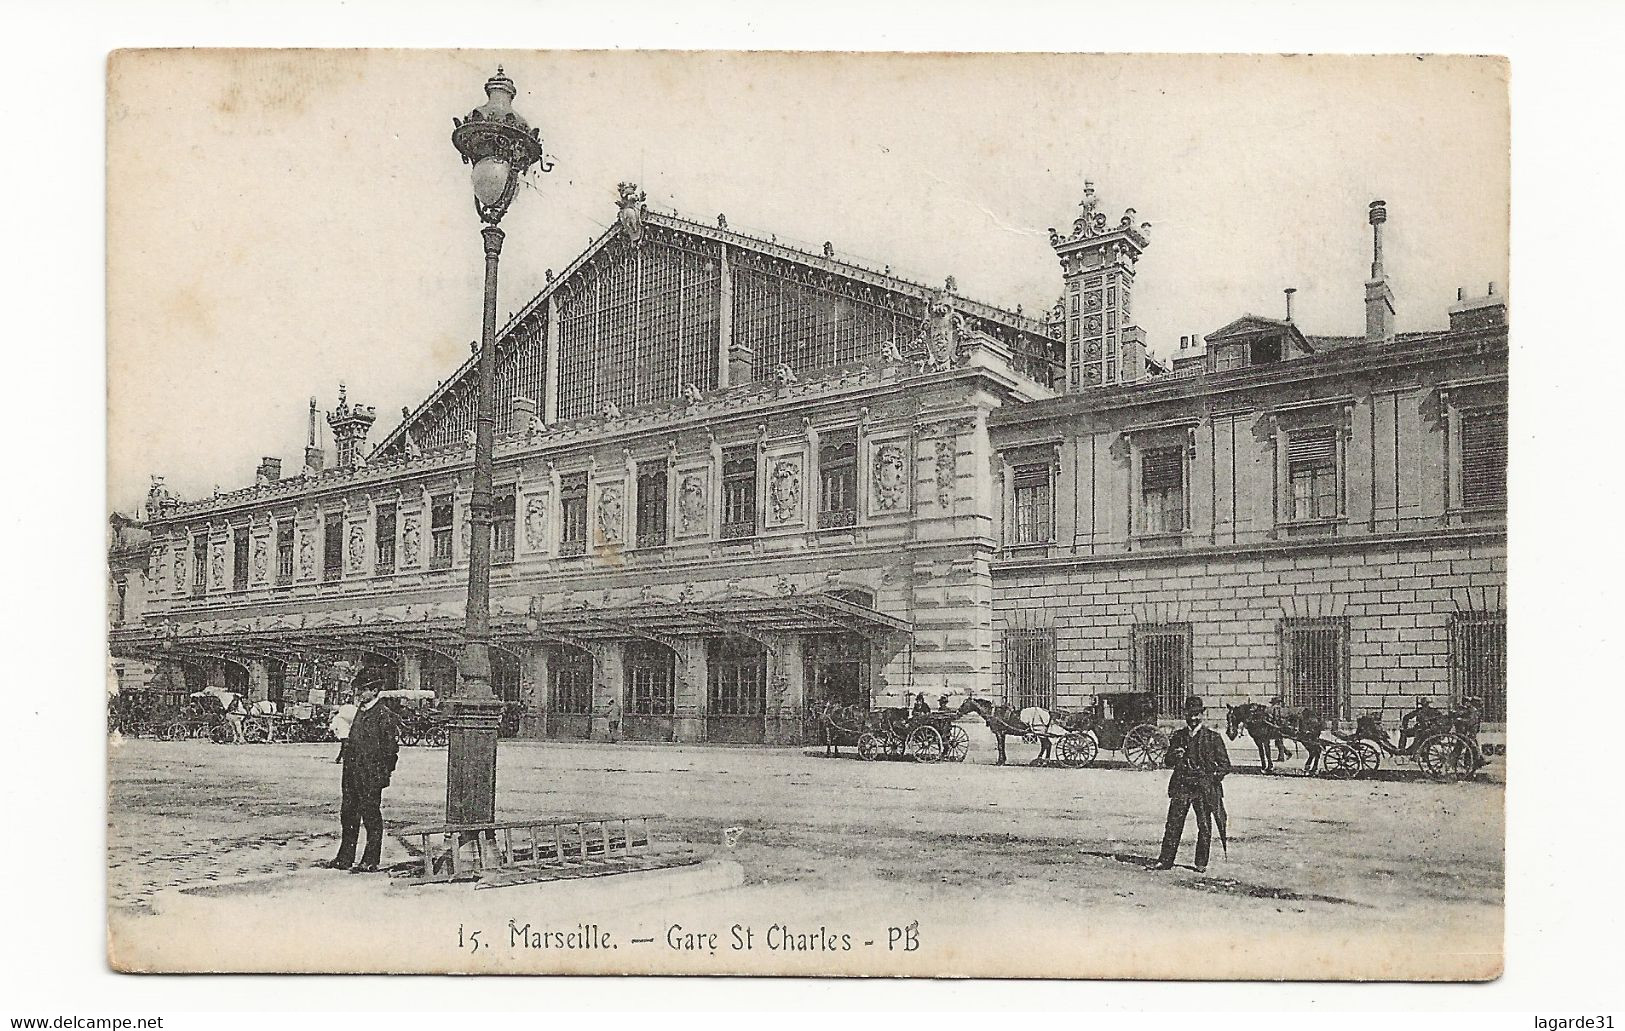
[106,49,1508,978]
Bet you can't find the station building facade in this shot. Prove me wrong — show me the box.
[108,186,1508,742]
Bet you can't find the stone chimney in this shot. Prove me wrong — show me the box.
[304,397,325,475]
[255,457,283,486]
[1448,282,1507,333]
[325,383,377,470]
[510,395,538,435]
[1364,200,1396,345]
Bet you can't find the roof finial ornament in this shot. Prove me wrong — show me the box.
[823,241,835,258]
[616,181,648,244]
[717,213,728,229]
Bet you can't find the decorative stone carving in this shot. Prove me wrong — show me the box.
[597,483,624,543]
[768,458,801,525]
[298,531,314,578]
[678,472,708,535]
[209,543,225,588]
[348,523,366,569]
[401,516,421,567]
[934,437,955,507]
[172,549,185,589]
[872,443,909,511]
[252,538,269,581]
[523,496,548,551]
[615,181,647,243]
[921,288,969,369]
[460,513,471,554]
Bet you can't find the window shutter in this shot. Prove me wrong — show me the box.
[1141,447,1184,489]
[1461,409,1508,507]
[1287,427,1337,464]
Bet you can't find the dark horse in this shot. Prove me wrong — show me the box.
[958,697,1060,765]
[804,700,865,757]
[1226,703,1327,774]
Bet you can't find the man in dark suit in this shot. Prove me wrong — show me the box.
[327,677,399,874]
[1154,696,1231,873]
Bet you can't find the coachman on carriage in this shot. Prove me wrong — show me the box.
[956,691,1169,769]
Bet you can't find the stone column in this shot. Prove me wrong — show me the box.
[767,634,806,744]
[246,659,270,703]
[400,650,424,694]
[590,641,626,742]
[674,638,709,742]
[521,644,550,739]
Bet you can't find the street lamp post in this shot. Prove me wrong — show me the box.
[446,67,547,826]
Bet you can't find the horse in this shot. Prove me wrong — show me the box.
[1226,703,1326,774]
[804,700,865,758]
[958,697,1071,765]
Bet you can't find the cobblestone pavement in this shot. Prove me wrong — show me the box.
[108,727,1504,976]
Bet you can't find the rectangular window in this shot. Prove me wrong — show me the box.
[625,642,674,715]
[1003,628,1056,710]
[191,536,208,594]
[818,431,858,528]
[1461,408,1508,509]
[276,523,294,584]
[430,498,453,569]
[1140,446,1186,534]
[232,527,249,591]
[322,515,343,582]
[559,475,587,556]
[721,448,757,539]
[1135,624,1191,717]
[549,650,593,715]
[1281,618,1348,721]
[707,638,767,716]
[1451,612,1506,722]
[636,464,668,547]
[1011,464,1053,545]
[1287,427,1339,520]
[374,503,397,574]
[492,490,515,564]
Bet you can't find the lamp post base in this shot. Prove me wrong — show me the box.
[443,695,504,826]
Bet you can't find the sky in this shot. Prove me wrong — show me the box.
[107,50,1508,515]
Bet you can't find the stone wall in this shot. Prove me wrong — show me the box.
[991,531,1506,728]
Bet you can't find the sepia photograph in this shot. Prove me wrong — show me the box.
[101,49,1511,980]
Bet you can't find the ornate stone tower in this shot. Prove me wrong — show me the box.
[1048,181,1152,390]
[326,383,377,470]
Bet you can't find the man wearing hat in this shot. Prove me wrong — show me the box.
[1154,696,1231,873]
[327,674,400,873]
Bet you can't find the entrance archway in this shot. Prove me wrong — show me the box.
[547,645,594,740]
[707,636,767,744]
[624,640,676,742]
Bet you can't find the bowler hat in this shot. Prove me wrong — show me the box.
[1182,696,1206,717]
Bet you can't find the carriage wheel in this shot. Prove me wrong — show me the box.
[427,724,449,748]
[209,722,235,745]
[399,725,421,748]
[1320,742,1360,779]
[941,725,970,763]
[160,720,187,741]
[1057,733,1099,769]
[243,718,270,744]
[1122,724,1168,770]
[1418,733,1477,781]
[1353,740,1381,774]
[856,731,882,762]
[907,725,944,763]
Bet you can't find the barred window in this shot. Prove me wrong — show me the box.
[276,523,294,583]
[1451,612,1506,722]
[374,504,396,574]
[1281,618,1348,721]
[430,498,453,569]
[1012,464,1052,545]
[1003,627,1056,710]
[1461,408,1507,509]
[625,641,675,716]
[1136,624,1191,717]
[1287,427,1339,520]
[708,637,767,716]
[1140,446,1186,534]
[232,527,249,591]
[721,449,757,539]
[559,475,588,556]
[493,490,516,564]
[818,431,858,528]
[636,464,668,547]
[322,516,343,582]
[549,649,593,715]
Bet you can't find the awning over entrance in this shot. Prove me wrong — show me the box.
[109,593,912,668]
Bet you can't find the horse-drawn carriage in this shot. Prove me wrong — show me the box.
[159,693,237,743]
[802,701,968,763]
[958,692,1169,769]
[1228,697,1487,781]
